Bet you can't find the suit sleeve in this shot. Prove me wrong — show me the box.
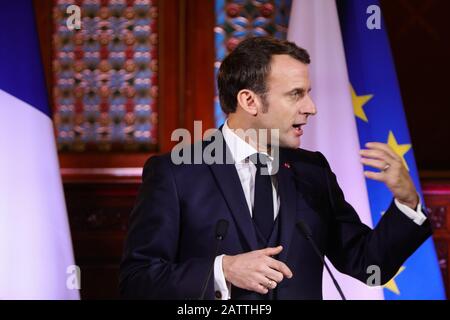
[318,152,433,285]
[119,155,214,299]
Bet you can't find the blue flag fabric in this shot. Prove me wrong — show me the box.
[0,1,50,116]
[337,0,446,299]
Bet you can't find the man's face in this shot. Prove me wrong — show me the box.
[256,54,316,149]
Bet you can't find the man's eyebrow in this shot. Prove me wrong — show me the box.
[286,87,311,95]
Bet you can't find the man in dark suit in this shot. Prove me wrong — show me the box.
[119,37,431,300]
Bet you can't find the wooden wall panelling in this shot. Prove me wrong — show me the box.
[64,181,140,299]
[423,179,450,298]
[380,0,450,170]
[183,0,216,135]
[158,0,182,153]
[34,0,185,171]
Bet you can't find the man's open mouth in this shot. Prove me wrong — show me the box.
[292,123,304,134]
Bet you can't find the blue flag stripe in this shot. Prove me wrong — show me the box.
[0,1,50,117]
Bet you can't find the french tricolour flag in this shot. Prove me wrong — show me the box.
[0,1,79,299]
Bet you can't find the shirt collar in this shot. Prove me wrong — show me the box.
[222,120,274,165]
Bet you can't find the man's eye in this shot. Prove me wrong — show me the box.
[291,91,302,98]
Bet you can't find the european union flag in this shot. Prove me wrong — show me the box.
[337,0,446,299]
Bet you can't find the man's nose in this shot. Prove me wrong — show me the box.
[300,95,317,115]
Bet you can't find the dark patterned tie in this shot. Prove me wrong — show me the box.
[250,153,274,240]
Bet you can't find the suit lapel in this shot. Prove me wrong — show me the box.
[277,151,298,263]
[207,127,258,251]
[209,162,258,251]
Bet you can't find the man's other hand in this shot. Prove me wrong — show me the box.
[360,142,419,210]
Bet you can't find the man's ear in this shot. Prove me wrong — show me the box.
[236,89,259,116]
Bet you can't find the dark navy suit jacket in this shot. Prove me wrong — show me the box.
[119,130,432,299]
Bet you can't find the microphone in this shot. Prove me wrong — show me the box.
[296,220,347,300]
[199,219,229,300]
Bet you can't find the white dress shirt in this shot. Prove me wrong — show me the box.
[213,120,427,300]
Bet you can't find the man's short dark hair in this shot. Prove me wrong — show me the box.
[217,36,310,114]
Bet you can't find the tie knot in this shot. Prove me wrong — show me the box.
[249,153,270,169]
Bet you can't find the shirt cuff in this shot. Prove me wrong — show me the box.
[214,254,231,300]
[394,197,427,226]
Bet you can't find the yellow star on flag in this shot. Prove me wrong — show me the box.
[351,84,373,122]
[387,131,412,171]
[384,266,406,295]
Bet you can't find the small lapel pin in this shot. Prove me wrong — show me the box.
[283,162,291,169]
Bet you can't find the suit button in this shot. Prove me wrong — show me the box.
[215,291,222,299]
